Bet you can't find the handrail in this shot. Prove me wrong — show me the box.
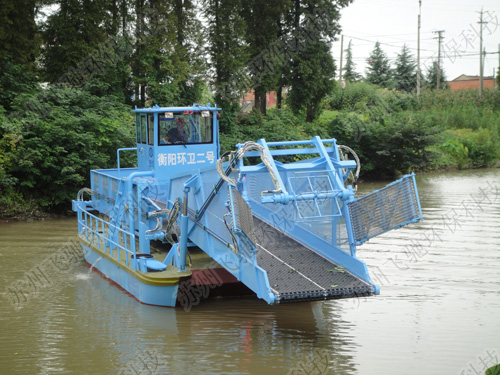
[117,147,137,171]
[77,208,137,268]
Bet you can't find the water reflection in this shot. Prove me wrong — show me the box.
[73,273,359,374]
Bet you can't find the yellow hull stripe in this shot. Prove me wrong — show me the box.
[81,239,189,287]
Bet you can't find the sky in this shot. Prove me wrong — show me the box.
[332,0,500,81]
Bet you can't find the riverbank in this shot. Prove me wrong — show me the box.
[0,207,74,222]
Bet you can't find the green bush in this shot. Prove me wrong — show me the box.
[328,111,442,179]
[327,82,418,113]
[1,86,135,212]
[327,82,378,111]
[220,107,307,154]
[419,89,500,135]
[447,128,499,168]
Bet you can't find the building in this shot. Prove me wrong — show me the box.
[240,91,278,112]
[447,74,496,90]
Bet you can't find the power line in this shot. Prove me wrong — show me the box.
[343,35,435,52]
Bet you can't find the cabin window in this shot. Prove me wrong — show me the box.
[135,114,141,143]
[148,114,154,146]
[158,112,213,146]
[141,116,147,144]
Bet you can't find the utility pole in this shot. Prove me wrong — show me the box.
[478,9,487,96]
[339,34,344,88]
[433,30,444,89]
[417,0,422,97]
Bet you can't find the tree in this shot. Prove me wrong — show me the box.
[205,0,249,131]
[42,0,112,83]
[242,0,287,115]
[394,44,416,92]
[288,41,336,122]
[136,0,206,107]
[286,0,352,122]
[343,40,361,83]
[0,0,41,109]
[0,0,40,68]
[365,42,393,88]
[424,60,448,89]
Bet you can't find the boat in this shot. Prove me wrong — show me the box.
[72,103,423,308]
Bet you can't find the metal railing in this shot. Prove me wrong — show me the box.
[117,147,137,171]
[77,207,137,268]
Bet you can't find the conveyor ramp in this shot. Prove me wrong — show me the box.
[253,216,374,303]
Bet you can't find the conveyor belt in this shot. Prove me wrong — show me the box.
[253,217,374,303]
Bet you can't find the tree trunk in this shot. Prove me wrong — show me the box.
[254,90,267,115]
[260,93,267,115]
[254,91,260,113]
[306,103,313,123]
[276,86,282,109]
[140,84,145,107]
[175,0,184,46]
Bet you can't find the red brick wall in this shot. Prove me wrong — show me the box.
[448,79,496,90]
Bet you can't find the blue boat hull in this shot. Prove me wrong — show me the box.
[80,241,180,307]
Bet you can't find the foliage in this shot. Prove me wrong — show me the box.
[0,0,40,110]
[287,41,336,122]
[446,128,499,168]
[0,86,135,213]
[328,111,441,179]
[485,364,500,375]
[283,0,352,122]
[205,0,249,109]
[424,61,448,89]
[0,0,40,69]
[343,40,361,83]
[242,0,288,114]
[394,44,416,92]
[365,42,394,89]
[42,0,112,83]
[326,84,500,176]
[0,55,38,110]
[418,89,500,135]
[327,82,378,111]
[220,107,307,154]
[439,138,470,169]
[327,82,417,112]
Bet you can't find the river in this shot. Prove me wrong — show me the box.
[0,168,499,375]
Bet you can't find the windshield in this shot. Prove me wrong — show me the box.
[158,111,213,146]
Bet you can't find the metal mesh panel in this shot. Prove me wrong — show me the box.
[201,169,238,247]
[102,175,109,194]
[348,175,421,244]
[111,178,119,195]
[247,171,350,253]
[232,187,257,245]
[201,168,224,200]
[246,169,350,252]
[335,217,350,253]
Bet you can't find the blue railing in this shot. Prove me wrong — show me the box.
[117,147,137,171]
[77,207,137,268]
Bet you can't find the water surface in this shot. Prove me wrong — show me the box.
[1,168,499,374]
